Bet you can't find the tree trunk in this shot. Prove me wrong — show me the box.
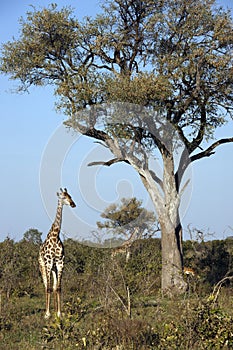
[137,154,187,295]
[158,152,187,295]
[160,217,187,295]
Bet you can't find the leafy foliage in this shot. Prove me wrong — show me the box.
[1,0,233,140]
[97,197,158,238]
[23,228,42,245]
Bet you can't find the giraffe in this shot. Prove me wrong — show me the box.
[38,188,76,319]
[111,226,140,262]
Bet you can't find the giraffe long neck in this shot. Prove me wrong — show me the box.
[49,199,63,237]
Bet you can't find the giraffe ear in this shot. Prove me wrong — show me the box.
[57,192,59,197]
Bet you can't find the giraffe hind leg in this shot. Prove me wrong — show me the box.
[52,269,58,317]
[44,268,52,319]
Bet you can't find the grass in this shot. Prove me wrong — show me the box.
[0,284,232,349]
[0,293,44,349]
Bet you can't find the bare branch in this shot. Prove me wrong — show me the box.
[190,137,233,162]
[212,273,233,305]
[88,158,129,167]
[93,141,109,148]
[108,284,131,317]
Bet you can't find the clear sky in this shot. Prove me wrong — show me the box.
[0,0,232,242]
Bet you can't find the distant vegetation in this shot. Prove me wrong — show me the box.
[0,228,233,349]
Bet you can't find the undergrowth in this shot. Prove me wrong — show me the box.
[0,237,233,349]
[0,287,232,349]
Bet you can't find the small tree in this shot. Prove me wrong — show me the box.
[97,197,158,240]
[23,228,42,245]
[1,0,233,294]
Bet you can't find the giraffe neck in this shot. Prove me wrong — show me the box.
[49,199,63,237]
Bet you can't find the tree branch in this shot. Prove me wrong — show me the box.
[149,170,164,191]
[190,137,233,162]
[189,104,207,154]
[65,118,111,143]
[88,158,129,167]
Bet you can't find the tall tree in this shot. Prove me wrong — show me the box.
[1,0,233,294]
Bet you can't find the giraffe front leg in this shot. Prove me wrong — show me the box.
[56,289,61,319]
[45,268,52,319]
[39,256,52,319]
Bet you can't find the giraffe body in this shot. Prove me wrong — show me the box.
[111,227,140,262]
[39,188,76,319]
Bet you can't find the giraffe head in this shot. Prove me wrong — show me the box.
[57,188,76,208]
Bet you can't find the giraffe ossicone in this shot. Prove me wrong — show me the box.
[38,188,76,319]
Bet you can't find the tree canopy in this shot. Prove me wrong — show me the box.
[23,228,42,245]
[1,1,233,141]
[97,197,158,239]
[1,0,232,185]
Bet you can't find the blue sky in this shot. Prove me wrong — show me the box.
[0,0,233,242]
